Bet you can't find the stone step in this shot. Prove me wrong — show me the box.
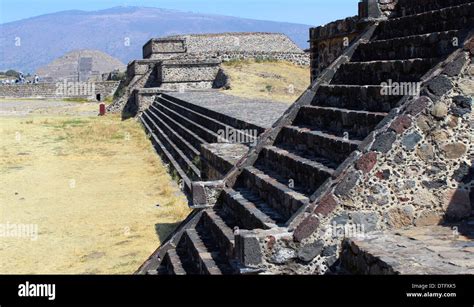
[340,226,474,275]
[312,85,402,113]
[142,111,201,181]
[200,209,236,259]
[147,107,201,163]
[153,99,219,144]
[259,145,335,195]
[294,106,387,140]
[397,0,474,17]
[161,249,187,275]
[376,2,474,40]
[139,114,194,193]
[277,125,361,165]
[157,96,257,143]
[221,187,286,229]
[149,104,207,151]
[239,166,310,220]
[331,58,439,85]
[180,229,234,275]
[163,94,265,134]
[353,30,460,62]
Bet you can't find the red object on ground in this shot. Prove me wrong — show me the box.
[99,103,106,116]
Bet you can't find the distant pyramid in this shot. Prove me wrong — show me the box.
[36,49,126,82]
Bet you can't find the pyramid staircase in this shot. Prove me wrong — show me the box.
[140,94,262,193]
[138,0,474,275]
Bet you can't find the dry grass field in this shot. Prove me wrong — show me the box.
[0,101,190,274]
[222,60,310,103]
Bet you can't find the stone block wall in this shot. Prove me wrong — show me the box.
[0,81,119,100]
[309,16,363,81]
[378,0,398,17]
[127,60,161,78]
[242,46,473,275]
[200,143,250,181]
[144,33,310,67]
[157,58,222,84]
[310,0,402,80]
[143,38,187,60]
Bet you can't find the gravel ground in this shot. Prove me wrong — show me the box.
[0,99,100,117]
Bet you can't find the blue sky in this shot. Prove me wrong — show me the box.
[0,0,359,25]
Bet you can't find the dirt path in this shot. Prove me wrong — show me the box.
[0,100,190,274]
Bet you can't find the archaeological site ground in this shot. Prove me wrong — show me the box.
[0,0,473,305]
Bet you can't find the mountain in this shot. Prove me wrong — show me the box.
[0,6,313,73]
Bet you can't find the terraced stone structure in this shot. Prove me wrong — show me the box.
[137,0,474,275]
[143,33,309,66]
[140,92,288,194]
[107,32,307,115]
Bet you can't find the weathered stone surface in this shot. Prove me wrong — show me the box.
[341,226,474,275]
[297,240,325,262]
[416,143,434,162]
[331,213,349,226]
[452,162,473,183]
[416,115,432,133]
[389,115,412,134]
[453,95,472,109]
[374,169,391,180]
[451,95,472,117]
[459,78,474,96]
[443,189,471,221]
[443,53,469,77]
[431,102,448,119]
[406,96,431,116]
[334,171,361,197]
[270,247,297,264]
[447,115,459,128]
[422,179,447,190]
[350,212,379,233]
[371,131,396,153]
[355,152,378,174]
[412,189,437,207]
[441,143,467,159]
[385,206,414,228]
[235,232,263,267]
[294,215,320,242]
[431,129,448,146]
[425,162,448,176]
[401,132,422,150]
[322,245,337,257]
[414,210,443,227]
[313,194,338,217]
[425,75,453,98]
[368,183,390,206]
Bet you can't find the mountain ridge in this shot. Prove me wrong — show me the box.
[0,6,313,72]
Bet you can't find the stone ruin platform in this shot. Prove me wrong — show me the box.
[138,90,291,190]
[167,91,290,129]
[167,91,291,181]
[341,224,474,275]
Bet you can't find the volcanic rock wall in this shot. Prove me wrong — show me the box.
[253,46,473,275]
[0,81,119,100]
[143,33,310,66]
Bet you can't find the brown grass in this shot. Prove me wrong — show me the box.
[222,60,310,103]
[0,112,190,274]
